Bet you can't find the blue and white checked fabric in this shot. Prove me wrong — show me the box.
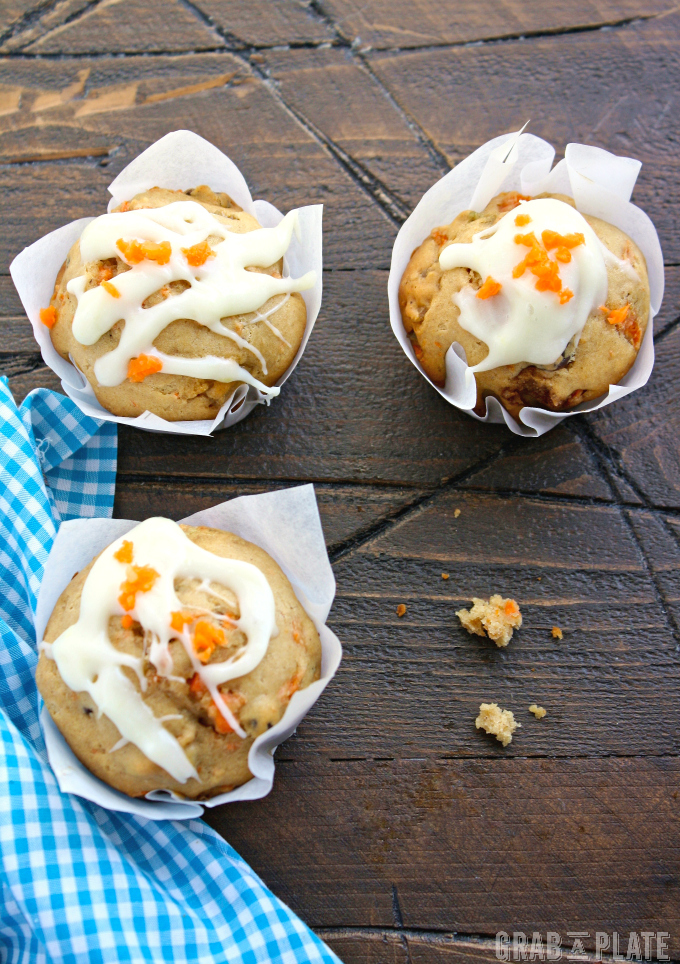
[0,379,340,964]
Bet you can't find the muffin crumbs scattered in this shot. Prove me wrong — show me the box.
[456,595,522,647]
[441,573,450,580]
[551,626,563,639]
[396,604,407,617]
[529,704,547,719]
[454,509,461,518]
[476,703,520,747]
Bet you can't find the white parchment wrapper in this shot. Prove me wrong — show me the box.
[388,132,665,437]
[10,130,323,436]
[34,485,342,820]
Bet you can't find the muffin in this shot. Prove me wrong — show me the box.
[399,191,650,420]
[42,185,315,421]
[36,518,322,799]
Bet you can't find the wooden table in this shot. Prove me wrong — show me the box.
[1,1,679,960]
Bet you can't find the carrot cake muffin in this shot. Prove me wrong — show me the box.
[36,518,322,799]
[399,191,650,419]
[41,186,314,420]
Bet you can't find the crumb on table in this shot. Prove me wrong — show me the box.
[456,595,522,647]
[551,626,563,639]
[396,604,407,617]
[476,702,520,746]
[529,703,547,719]
[454,508,461,518]
[441,572,450,580]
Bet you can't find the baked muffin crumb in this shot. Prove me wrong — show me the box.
[476,702,519,746]
[529,704,547,719]
[456,595,522,647]
[551,626,563,639]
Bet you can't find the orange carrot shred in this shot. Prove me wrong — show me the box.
[477,276,502,300]
[181,241,215,267]
[397,604,407,617]
[113,540,133,564]
[121,614,134,629]
[116,238,171,266]
[40,306,57,328]
[193,620,226,663]
[127,354,163,383]
[541,230,585,251]
[514,213,531,227]
[170,611,193,633]
[504,599,519,617]
[101,280,120,298]
[607,304,630,326]
[118,565,159,612]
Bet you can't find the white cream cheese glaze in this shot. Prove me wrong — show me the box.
[66,201,315,391]
[44,517,277,783]
[438,198,609,373]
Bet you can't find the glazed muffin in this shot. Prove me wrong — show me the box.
[399,191,650,420]
[36,518,321,799]
[42,185,315,421]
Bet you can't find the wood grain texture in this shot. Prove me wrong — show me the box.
[585,326,680,509]
[0,0,677,947]
[368,12,680,261]
[197,0,334,48]
[17,0,224,54]
[204,756,680,947]
[317,0,679,48]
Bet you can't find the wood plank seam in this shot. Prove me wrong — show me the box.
[570,418,680,644]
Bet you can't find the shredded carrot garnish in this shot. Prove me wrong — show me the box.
[599,305,608,313]
[559,288,574,305]
[40,306,57,328]
[127,354,163,383]
[541,230,585,251]
[121,614,134,629]
[181,241,215,267]
[170,611,193,633]
[189,672,206,696]
[118,564,159,612]
[116,238,171,266]
[192,620,226,663]
[101,280,120,298]
[113,540,133,564]
[512,231,574,298]
[278,670,304,703]
[498,192,531,213]
[504,599,520,618]
[119,201,130,213]
[477,276,502,300]
[99,265,114,282]
[514,213,531,227]
[607,304,630,326]
[210,707,234,735]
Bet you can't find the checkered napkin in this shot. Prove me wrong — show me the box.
[0,379,339,964]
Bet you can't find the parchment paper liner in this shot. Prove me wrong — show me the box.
[34,484,342,820]
[10,130,323,437]
[388,132,664,437]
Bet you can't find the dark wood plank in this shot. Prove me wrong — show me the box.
[368,12,680,262]
[318,933,506,964]
[113,479,429,553]
[196,0,334,48]
[19,0,223,54]
[315,490,680,761]
[318,0,678,48]
[0,55,396,271]
[459,424,613,500]
[585,326,680,509]
[259,46,446,211]
[205,755,680,948]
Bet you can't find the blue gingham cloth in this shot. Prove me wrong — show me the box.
[0,379,339,964]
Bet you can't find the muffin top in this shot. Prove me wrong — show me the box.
[399,191,650,419]
[36,519,322,799]
[46,186,314,421]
